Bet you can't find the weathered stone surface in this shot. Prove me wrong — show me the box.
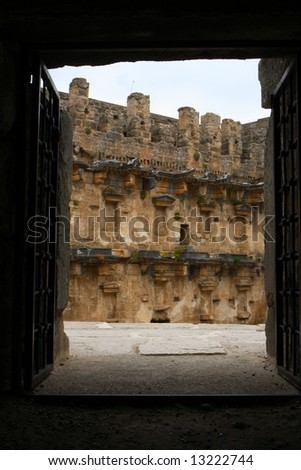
[258,57,299,361]
[56,109,73,313]
[258,58,292,109]
[54,109,73,363]
[61,79,268,325]
[60,79,269,180]
[138,337,226,355]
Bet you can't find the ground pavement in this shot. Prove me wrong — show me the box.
[34,322,298,396]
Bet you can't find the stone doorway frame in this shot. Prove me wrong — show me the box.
[18,44,300,394]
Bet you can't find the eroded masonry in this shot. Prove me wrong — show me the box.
[61,78,269,324]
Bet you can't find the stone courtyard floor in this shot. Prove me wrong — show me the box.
[2,323,301,450]
[35,322,298,396]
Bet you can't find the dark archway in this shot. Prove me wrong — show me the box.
[1,4,301,394]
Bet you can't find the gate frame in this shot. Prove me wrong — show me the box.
[19,48,301,394]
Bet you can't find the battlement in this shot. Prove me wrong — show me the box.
[60,78,269,182]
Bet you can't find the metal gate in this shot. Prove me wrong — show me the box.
[274,60,301,389]
[26,61,60,389]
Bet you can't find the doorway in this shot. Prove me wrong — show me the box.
[24,55,300,394]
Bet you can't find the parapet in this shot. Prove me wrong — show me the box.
[60,79,269,181]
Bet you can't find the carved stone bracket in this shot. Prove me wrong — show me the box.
[93,171,107,184]
[124,173,135,188]
[152,263,173,282]
[100,281,120,294]
[234,204,252,216]
[103,193,124,203]
[175,181,188,195]
[174,264,188,277]
[199,277,219,291]
[234,276,253,291]
[152,194,176,207]
[237,310,251,320]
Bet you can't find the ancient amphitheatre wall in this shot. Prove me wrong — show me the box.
[61,78,269,324]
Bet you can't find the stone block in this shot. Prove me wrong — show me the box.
[93,171,107,184]
[175,181,188,194]
[124,174,135,188]
[101,282,120,294]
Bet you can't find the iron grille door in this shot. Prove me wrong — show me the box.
[26,61,60,389]
[274,60,301,390]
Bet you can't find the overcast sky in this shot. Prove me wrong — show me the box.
[50,59,270,124]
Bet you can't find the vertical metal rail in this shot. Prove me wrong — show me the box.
[274,60,301,390]
[26,60,60,389]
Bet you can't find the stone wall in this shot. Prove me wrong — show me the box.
[60,78,269,180]
[258,57,293,360]
[61,78,268,324]
[54,109,73,363]
[65,256,266,324]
